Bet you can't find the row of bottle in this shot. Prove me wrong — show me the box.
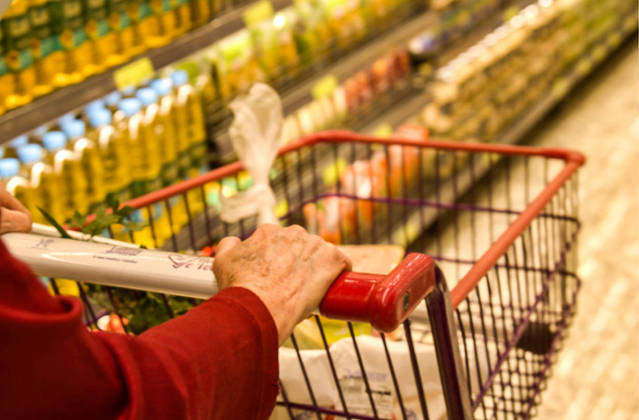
[0,0,232,114]
[0,69,208,247]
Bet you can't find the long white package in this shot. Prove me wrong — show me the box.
[273,332,494,420]
[3,232,218,299]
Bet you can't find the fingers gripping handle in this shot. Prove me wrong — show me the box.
[319,253,437,332]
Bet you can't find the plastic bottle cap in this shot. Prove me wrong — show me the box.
[17,144,44,164]
[9,135,28,148]
[136,88,158,106]
[119,98,142,117]
[59,112,76,124]
[85,99,105,114]
[42,131,68,151]
[0,158,20,178]
[62,119,86,139]
[170,70,189,87]
[88,108,113,128]
[121,86,136,96]
[104,91,122,107]
[33,125,49,138]
[150,78,172,96]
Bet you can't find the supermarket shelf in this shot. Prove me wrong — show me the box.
[279,11,438,116]
[392,21,639,248]
[0,0,293,143]
[161,7,637,252]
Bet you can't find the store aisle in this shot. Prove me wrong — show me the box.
[522,38,639,419]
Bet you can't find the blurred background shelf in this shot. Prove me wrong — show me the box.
[0,0,294,143]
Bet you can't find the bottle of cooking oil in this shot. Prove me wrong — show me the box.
[87,107,130,205]
[0,26,13,115]
[149,77,185,232]
[136,88,169,238]
[144,0,175,48]
[105,0,137,66]
[0,157,37,217]
[27,0,56,97]
[2,0,36,109]
[173,0,192,37]
[48,0,92,86]
[171,70,206,214]
[72,110,107,213]
[84,0,113,74]
[17,143,64,224]
[57,121,91,217]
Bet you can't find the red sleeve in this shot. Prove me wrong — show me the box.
[0,239,279,420]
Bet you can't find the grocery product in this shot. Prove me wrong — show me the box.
[0,157,36,216]
[49,0,94,85]
[83,0,112,74]
[73,110,107,212]
[88,106,131,204]
[2,0,36,109]
[28,0,57,96]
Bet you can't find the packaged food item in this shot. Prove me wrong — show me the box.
[249,10,300,81]
[172,0,192,37]
[17,143,62,223]
[291,0,333,66]
[143,0,175,48]
[83,0,113,74]
[210,30,264,101]
[90,106,130,204]
[105,0,136,66]
[320,0,366,48]
[27,0,57,97]
[48,0,91,85]
[2,0,36,109]
[1,157,37,216]
[73,109,107,213]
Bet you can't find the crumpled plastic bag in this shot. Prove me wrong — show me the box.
[220,83,283,225]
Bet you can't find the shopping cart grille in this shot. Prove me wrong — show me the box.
[48,133,582,420]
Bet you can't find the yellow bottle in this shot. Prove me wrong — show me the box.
[27,0,56,97]
[58,121,92,218]
[48,0,91,86]
[0,26,12,116]
[173,0,191,37]
[171,70,206,214]
[84,0,114,74]
[106,0,137,65]
[135,87,171,244]
[89,107,131,205]
[17,143,65,224]
[1,157,37,219]
[2,0,36,109]
[150,77,186,235]
[145,0,175,48]
[40,130,87,220]
[80,108,108,213]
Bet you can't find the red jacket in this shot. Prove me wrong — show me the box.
[0,239,279,419]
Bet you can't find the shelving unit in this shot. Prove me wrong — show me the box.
[159,13,637,252]
[0,0,294,142]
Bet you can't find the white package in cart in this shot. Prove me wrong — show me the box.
[274,331,493,420]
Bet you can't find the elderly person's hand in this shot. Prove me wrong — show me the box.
[0,183,31,234]
[213,224,351,344]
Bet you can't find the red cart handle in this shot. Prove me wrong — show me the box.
[319,253,436,332]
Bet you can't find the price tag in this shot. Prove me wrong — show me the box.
[243,0,274,27]
[113,57,155,90]
[312,75,338,100]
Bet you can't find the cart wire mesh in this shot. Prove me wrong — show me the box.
[47,131,582,420]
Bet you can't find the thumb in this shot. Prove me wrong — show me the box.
[215,236,241,257]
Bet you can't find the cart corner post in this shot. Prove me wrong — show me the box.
[427,265,474,420]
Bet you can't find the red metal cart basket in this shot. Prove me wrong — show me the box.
[46,131,583,420]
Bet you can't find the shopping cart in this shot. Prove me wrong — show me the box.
[42,130,583,420]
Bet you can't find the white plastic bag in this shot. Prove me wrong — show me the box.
[220,83,283,225]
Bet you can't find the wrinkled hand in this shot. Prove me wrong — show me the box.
[213,224,352,345]
[0,183,31,234]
